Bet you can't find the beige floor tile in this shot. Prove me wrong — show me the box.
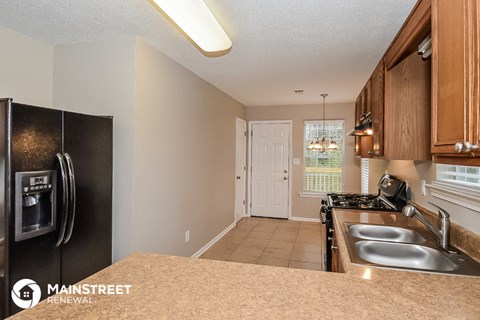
[208,242,238,254]
[252,225,277,233]
[290,250,322,263]
[256,219,281,227]
[279,220,300,226]
[228,229,251,237]
[300,221,322,229]
[237,218,260,226]
[221,235,246,245]
[233,225,256,233]
[293,241,322,253]
[231,245,264,257]
[257,257,289,268]
[241,237,269,249]
[248,231,273,240]
[266,239,295,250]
[296,233,322,242]
[199,251,230,261]
[297,229,322,237]
[227,255,259,264]
[270,232,297,242]
[275,228,299,235]
[288,260,322,271]
[261,247,292,260]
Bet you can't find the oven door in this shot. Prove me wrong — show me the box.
[320,205,333,271]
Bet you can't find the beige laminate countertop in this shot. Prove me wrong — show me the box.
[11,210,480,320]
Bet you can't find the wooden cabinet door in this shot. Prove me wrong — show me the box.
[472,0,480,151]
[355,95,362,127]
[432,0,470,154]
[384,51,431,160]
[371,60,385,156]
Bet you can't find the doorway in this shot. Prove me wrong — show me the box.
[235,118,247,223]
[248,121,291,219]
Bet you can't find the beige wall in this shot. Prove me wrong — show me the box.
[53,38,137,261]
[133,39,246,256]
[0,25,53,107]
[247,103,360,219]
[368,159,480,234]
[53,37,246,260]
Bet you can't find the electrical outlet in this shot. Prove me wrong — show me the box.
[185,230,190,243]
[421,180,426,196]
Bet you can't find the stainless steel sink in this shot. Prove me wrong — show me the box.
[354,240,458,272]
[348,224,426,244]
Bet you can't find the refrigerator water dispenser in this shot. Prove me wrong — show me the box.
[15,171,57,242]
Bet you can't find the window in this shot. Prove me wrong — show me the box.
[303,120,344,194]
[436,164,480,187]
[430,164,480,212]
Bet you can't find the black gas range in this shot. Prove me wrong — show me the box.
[320,174,408,271]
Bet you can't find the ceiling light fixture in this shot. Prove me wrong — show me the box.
[308,94,340,152]
[150,0,232,54]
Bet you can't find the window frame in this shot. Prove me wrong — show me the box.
[430,164,480,212]
[301,119,345,197]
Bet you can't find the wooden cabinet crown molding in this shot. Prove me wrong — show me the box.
[384,0,432,70]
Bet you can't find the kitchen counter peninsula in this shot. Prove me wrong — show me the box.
[10,212,480,319]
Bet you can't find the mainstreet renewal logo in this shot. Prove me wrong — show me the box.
[11,279,41,309]
[12,279,132,308]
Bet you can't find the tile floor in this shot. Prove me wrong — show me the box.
[200,217,325,271]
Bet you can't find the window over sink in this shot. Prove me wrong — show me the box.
[303,120,344,195]
[430,164,480,212]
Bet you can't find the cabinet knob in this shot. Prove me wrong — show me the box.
[328,237,333,241]
[329,228,334,233]
[454,142,479,153]
[331,245,338,251]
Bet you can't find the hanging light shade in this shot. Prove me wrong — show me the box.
[308,94,339,152]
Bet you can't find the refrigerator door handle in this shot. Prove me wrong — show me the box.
[63,153,76,244]
[55,153,69,247]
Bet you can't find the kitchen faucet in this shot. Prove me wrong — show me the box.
[402,202,452,251]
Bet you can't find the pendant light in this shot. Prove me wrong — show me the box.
[308,94,340,152]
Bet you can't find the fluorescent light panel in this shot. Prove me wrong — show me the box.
[152,0,232,53]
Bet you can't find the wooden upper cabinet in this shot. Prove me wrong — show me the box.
[384,51,431,161]
[431,0,480,164]
[371,60,385,157]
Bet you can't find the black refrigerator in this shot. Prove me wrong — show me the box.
[0,98,113,318]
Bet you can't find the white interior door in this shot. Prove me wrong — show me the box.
[235,119,247,222]
[251,122,290,218]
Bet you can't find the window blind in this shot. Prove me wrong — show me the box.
[361,158,369,194]
[436,164,480,187]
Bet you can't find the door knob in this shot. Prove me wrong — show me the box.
[284,170,287,173]
[236,176,241,180]
[283,177,288,180]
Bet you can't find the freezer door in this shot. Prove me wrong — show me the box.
[61,111,112,286]
[8,103,62,316]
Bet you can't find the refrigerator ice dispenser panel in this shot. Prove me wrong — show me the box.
[15,170,57,242]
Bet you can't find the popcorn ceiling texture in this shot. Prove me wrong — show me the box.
[0,0,416,106]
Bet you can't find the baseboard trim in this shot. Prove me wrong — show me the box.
[191,221,237,258]
[290,216,321,223]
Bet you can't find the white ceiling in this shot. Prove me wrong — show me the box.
[0,0,417,106]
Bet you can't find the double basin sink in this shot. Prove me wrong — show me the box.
[345,224,480,276]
